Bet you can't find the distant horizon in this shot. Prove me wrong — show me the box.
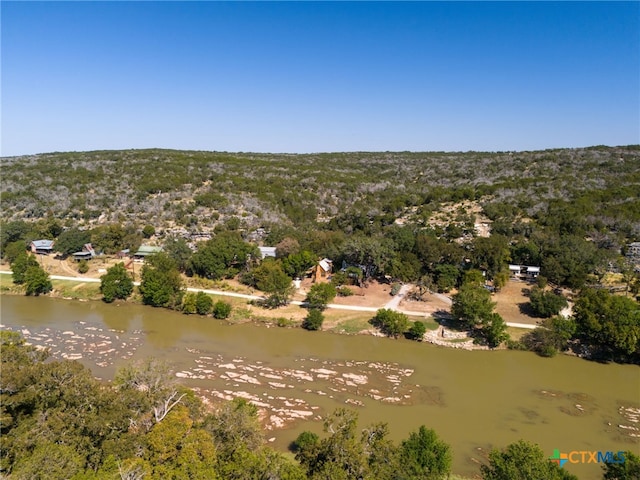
[3,142,639,159]
[2,2,639,157]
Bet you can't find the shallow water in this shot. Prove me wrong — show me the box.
[1,295,638,479]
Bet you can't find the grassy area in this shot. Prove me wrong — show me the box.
[506,326,531,341]
[419,316,441,330]
[51,280,102,300]
[330,316,373,334]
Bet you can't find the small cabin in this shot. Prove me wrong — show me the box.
[313,258,333,282]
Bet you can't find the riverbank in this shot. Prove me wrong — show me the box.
[0,270,536,355]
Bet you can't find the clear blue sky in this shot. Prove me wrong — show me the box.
[2,1,639,156]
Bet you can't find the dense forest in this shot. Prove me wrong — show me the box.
[4,331,639,480]
[1,147,639,237]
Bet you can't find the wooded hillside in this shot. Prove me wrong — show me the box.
[2,146,639,239]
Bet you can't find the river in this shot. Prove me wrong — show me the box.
[1,295,638,479]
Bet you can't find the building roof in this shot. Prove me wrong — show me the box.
[259,246,277,259]
[508,264,521,271]
[134,245,163,256]
[526,266,541,273]
[31,239,54,249]
[319,258,332,272]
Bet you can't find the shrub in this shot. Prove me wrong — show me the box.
[181,292,197,314]
[370,309,409,338]
[390,283,402,296]
[337,286,354,297]
[212,300,232,319]
[77,260,89,274]
[195,292,213,315]
[302,309,324,331]
[408,321,426,341]
[306,283,337,310]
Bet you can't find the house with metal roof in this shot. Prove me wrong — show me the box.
[133,245,163,260]
[30,239,55,255]
[72,244,96,261]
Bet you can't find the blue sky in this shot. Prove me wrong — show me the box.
[2,1,638,156]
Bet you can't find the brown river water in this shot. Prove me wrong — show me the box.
[1,295,638,479]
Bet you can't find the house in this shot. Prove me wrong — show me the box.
[72,243,96,261]
[133,245,163,260]
[258,246,277,259]
[313,258,333,282]
[30,239,55,255]
[509,264,541,280]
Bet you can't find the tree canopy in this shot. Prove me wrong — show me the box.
[139,252,184,309]
[100,262,134,303]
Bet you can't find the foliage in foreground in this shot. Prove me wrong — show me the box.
[2,330,635,479]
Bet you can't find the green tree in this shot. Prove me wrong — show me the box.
[163,235,193,272]
[205,398,264,459]
[463,269,486,286]
[24,264,52,296]
[188,232,258,280]
[139,253,184,309]
[302,309,324,331]
[481,440,578,480]
[398,425,452,479]
[3,240,26,264]
[602,450,640,480]
[306,282,337,310]
[0,220,32,258]
[573,288,640,361]
[251,260,294,308]
[452,283,496,329]
[370,309,410,339]
[434,264,460,293]
[408,321,427,341]
[305,408,369,479]
[523,317,577,357]
[529,286,567,318]
[493,269,510,292]
[195,292,213,315]
[11,441,84,480]
[91,223,141,255]
[100,262,134,303]
[181,292,198,314]
[55,228,91,256]
[481,313,509,348]
[282,250,316,278]
[212,300,232,319]
[472,235,511,279]
[11,252,39,284]
[142,224,156,238]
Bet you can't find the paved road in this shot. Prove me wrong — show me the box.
[0,271,538,329]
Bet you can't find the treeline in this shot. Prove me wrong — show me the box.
[4,331,638,480]
[1,147,639,238]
